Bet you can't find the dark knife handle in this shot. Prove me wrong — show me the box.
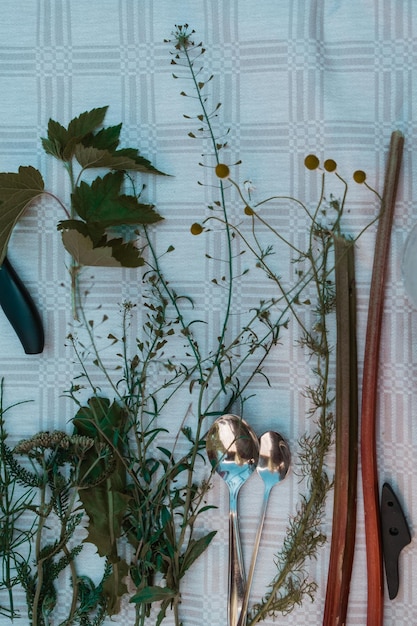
[0,257,44,354]
[381,482,411,600]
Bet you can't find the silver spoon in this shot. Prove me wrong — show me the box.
[206,414,259,626]
[236,430,291,626]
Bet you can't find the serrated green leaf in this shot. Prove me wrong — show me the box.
[0,165,45,264]
[71,171,163,227]
[112,147,167,175]
[82,123,122,151]
[109,238,145,267]
[42,107,108,161]
[60,222,146,267]
[129,586,176,604]
[59,217,106,247]
[58,218,89,236]
[60,228,123,267]
[42,119,68,158]
[41,136,64,160]
[67,106,108,143]
[74,144,166,175]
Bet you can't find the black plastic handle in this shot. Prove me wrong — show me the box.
[0,257,44,354]
[381,482,411,600]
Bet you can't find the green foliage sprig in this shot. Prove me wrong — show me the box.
[0,382,35,620]
[1,412,114,625]
[0,106,165,318]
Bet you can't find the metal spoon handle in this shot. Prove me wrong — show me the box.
[236,485,271,626]
[229,489,246,626]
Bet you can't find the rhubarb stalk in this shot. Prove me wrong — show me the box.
[361,130,404,625]
[323,236,358,626]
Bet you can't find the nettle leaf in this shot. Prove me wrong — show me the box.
[67,107,108,142]
[41,120,68,159]
[74,144,166,175]
[110,238,146,267]
[72,171,163,228]
[41,106,108,161]
[113,147,167,175]
[58,217,105,247]
[0,165,45,264]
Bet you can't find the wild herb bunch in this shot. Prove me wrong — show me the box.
[169,25,379,624]
[0,24,380,626]
[64,187,288,625]
[0,382,35,620]
[1,414,113,625]
[0,94,287,624]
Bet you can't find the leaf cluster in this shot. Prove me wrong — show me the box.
[0,106,165,272]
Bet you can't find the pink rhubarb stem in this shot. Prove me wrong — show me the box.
[360,130,404,626]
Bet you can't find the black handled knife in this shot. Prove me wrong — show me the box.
[0,257,44,354]
[381,481,412,600]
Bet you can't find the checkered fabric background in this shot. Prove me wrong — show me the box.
[1,1,417,624]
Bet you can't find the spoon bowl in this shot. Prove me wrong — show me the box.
[206,414,259,626]
[236,430,291,626]
[257,430,291,488]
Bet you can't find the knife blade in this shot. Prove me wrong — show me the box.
[0,256,44,354]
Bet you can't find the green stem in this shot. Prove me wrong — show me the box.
[64,159,82,320]
[180,40,234,388]
[63,544,79,622]
[32,479,49,626]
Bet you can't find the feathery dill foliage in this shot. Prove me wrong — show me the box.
[170,25,377,624]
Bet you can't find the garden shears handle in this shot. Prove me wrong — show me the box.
[0,256,44,354]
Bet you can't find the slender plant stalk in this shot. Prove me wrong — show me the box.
[323,235,358,625]
[32,478,49,626]
[360,130,404,625]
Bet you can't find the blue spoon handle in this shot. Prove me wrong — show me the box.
[0,257,44,354]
